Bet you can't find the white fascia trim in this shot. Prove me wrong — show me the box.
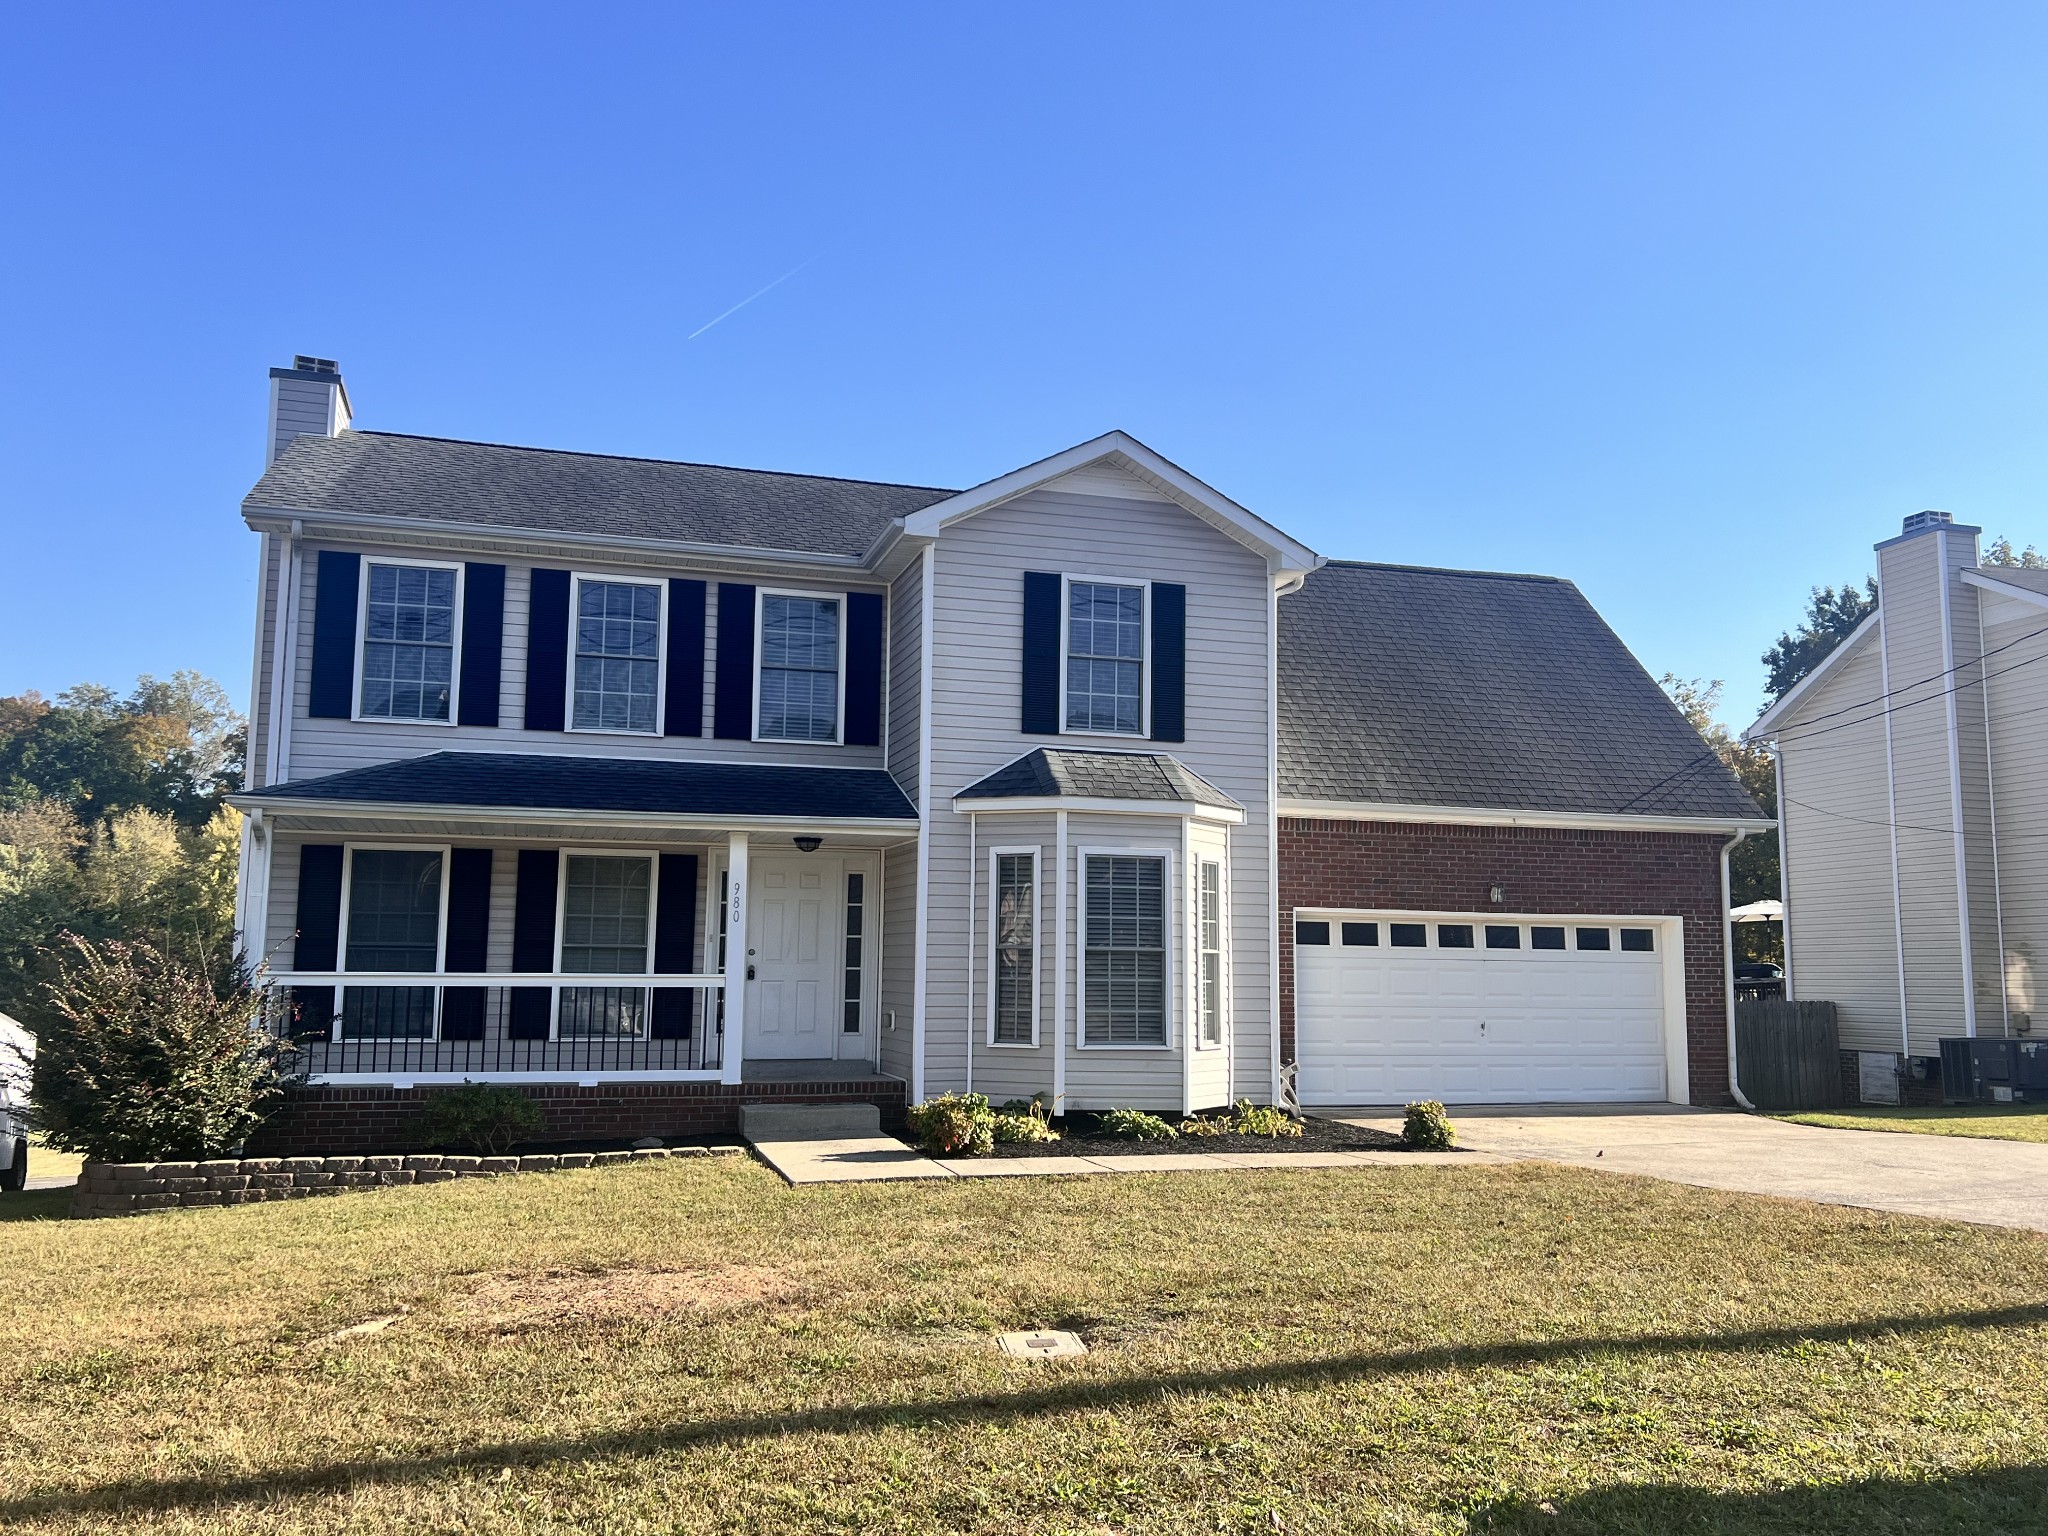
[223,796,918,837]
[899,432,1323,577]
[242,502,869,577]
[1961,569,2048,610]
[951,795,1245,824]
[1278,799,1774,835]
[1744,613,1882,739]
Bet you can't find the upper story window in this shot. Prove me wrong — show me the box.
[1065,580,1145,734]
[757,592,841,742]
[573,577,662,734]
[359,562,457,722]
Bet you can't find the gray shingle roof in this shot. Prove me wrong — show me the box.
[1974,565,2048,597]
[246,430,958,558]
[237,752,917,821]
[958,748,1241,810]
[1278,562,1763,820]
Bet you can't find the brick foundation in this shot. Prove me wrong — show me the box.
[245,1076,907,1156]
[1277,818,1736,1106]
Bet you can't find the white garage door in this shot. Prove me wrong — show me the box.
[1295,914,1671,1106]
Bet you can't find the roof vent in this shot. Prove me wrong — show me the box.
[292,355,340,375]
[1901,509,1954,536]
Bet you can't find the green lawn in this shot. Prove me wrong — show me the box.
[22,1137,85,1184]
[4,1157,2047,1533]
[1776,1105,2048,1144]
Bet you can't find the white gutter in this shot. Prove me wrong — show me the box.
[1723,828,1756,1111]
[222,796,918,838]
[1279,799,1773,837]
[949,795,1244,824]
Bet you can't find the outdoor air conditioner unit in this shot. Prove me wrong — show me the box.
[1940,1038,2032,1104]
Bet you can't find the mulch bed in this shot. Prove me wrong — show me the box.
[983,1113,1409,1158]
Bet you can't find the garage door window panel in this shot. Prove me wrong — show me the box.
[1390,923,1427,948]
[1341,922,1377,946]
[1531,926,1567,950]
[1576,928,1612,951]
[1485,925,1520,949]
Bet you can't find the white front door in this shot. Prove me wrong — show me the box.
[735,852,879,1061]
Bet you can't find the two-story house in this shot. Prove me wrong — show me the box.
[230,358,1766,1152]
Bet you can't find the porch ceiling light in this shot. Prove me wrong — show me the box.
[793,836,824,854]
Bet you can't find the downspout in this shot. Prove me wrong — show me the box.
[964,812,977,1096]
[1723,828,1756,1111]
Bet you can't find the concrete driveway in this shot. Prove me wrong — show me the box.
[1333,1105,2048,1233]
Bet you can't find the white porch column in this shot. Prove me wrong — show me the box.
[721,832,749,1085]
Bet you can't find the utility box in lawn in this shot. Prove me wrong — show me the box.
[1940,1038,2048,1104]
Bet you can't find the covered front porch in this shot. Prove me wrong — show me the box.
[231,751,919,1095]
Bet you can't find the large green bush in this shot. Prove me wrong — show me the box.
[413,1083,546,1155]
[905,1092,995,1156]
[32,933,283,1163]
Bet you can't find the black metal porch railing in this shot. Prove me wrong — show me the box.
[270,972,725,1077]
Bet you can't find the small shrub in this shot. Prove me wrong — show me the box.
[906,1092,995,1156]
[1098,1107,1177,1141]
[1178,1113,1232,1138]
[1001,1092,1056,1126]
[1403,1100,1457,1150]
[991,1112,1059,1144]
[32,934,284,1163]
[414,1084,545,1155]
[1230,1099,1304,1139]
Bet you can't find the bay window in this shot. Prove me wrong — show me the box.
[1082,853,1167,1045]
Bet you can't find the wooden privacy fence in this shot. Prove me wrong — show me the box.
[1734,999,1843,1111]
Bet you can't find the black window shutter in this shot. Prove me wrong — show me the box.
[714,583,757,739]
[1021,571,1062,735]
[650,852,700,1039]
[1149,582,1186,743]
[524,568,571,732]
[291,843,344,1038]
[457,563,505,727]
[308,552,361,719]
[664,578,707,737]
[508,848,559,1039]
[441,847,492,1041]
[844,592,884,747]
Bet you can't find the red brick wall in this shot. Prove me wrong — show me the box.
[247,1078,906,1156]
[1277,818,1734,1106]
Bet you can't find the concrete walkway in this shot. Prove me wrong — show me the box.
[1332,1105,2048,1233]
[750,1139,1500,1185]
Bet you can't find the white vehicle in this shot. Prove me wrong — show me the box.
[0,1011,32,1192]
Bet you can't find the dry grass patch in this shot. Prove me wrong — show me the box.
[455,1264,801,1332]
[2,1155,2047,1534]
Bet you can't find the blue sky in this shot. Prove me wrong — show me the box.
[4,3,2046,729]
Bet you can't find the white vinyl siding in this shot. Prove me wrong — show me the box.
[1981,591,2048,1035]
[282,548,887,778]
[1775,634,1905,1052]
[922,474,1275,1108]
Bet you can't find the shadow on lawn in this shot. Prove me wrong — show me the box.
[8,1300,2047,1524]
[1477,1462,2048,1534]
[0,1188,72,1223]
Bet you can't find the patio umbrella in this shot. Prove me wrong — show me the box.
[1728,899,1784,923]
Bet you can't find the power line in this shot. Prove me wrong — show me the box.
[1761,617,2048,735]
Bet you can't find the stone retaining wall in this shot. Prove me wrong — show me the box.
[71,1145,741,1219]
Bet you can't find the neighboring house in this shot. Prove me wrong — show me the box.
[1746,511,2048,1100]
[228,357,1766,1151]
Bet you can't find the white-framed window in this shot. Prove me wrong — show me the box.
[755,589,844,742]
[570,575,665,734]
[337,843,449,1040]
[556,851,656,1038]
[1063,576,1148,736]
[987,847,1038,1046]
[1197,858,1224,1048]
[356,559,461,723]
[842,869,866,1034]
[1080,850,1171,1047]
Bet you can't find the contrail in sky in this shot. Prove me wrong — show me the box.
[687,255,820,340]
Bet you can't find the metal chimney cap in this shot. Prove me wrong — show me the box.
[1901,509,1954,535]
[292,355,340,375]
